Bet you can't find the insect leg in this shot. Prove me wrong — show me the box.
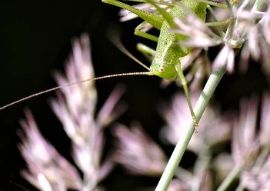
[175,63,198,128]
[136,43,156,62]
[198,0,227,8]
[144,0,175,27]
[102,0,163,29]
[134,22,159,42]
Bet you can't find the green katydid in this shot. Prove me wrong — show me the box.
[102,0,209,126]
[103,0,228,126]
[0,0,225,129]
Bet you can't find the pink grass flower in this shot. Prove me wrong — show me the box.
[260,94,270,147]
[19,34,125,191]
[240,94,270,190]
[19,111,82,191]
[241,155,270,191]
[231,98,260,168]
[112,124,167,176]
[161,93,231,154]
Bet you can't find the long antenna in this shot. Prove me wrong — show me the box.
[109,31,151,71]
[0,72,152,111]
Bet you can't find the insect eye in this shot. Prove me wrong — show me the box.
[159,67,164,72]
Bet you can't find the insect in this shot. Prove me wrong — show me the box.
[0,0,225,128]
[102,0,209,126]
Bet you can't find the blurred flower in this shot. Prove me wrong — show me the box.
[238,93,270,190]
[19,34,125,191]
[180,49,212,91]
[212,45,235,73]
[160,93,231,154]
[230,1,263,45]
[173,1,270,74]
[119,0,174,22]
[112,119,215,189]
[112,124,167,176]
[259,93,270,147]
[173,10,222,48]
[171,4,236,72]
[231,97,259,168]
[241,156,270,191]
[174,162,213,191]
[167,179,189,191]
[51,35,125,187]
[119,2,156,22]
[197,170,213,191]
[213,153,234,182]
[19,111,82,191]
[235,1,270,73]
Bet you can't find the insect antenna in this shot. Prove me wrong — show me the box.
[109,32,150,71]
[1,32,153,111]
[0,72,152,111]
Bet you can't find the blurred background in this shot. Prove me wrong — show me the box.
[0,0,268,190]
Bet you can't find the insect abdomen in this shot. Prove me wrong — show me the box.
[150,21,184,79]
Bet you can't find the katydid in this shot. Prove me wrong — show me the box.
[103,0,208,126]
[0,0,213,129]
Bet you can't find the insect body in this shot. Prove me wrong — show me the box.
[103,0,208,126]
[149,1,207,79]
[104,0,207,79]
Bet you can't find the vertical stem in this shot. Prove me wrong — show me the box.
[155,66,226,191]
[235,183,245,191]
[192,149,211,191]
[216,164,243,191]
[253,0,266,11]
[254,146,270,167]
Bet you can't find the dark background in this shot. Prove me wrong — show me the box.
[0,0,268,190]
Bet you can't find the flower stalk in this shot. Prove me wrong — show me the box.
[155,65,226,191]
[216,164,243,191]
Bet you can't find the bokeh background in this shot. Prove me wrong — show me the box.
[0,0,268,190]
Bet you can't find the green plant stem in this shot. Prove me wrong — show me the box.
[216,164,243,191]
[193,149,211,191]
[253,0,266,11]
[254,146,270,167]
[155,66,226,191]
[235,184,245,191]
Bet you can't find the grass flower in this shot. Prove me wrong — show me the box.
[213,154,234,182]
[216,97,261,191]
[119,2,156,22]
[241,156,270,191]
[119,0,174,22]
[231,98,259,168]
[237,94,270,190]
[238,1,270,72]
[19,34,124,191]
[112,122,214,190]
[19,111,82,191]
[167,179,189,191]
[112,124,167,176]
[161,92,231,154]
[172,10,223,48]
[259,94,270,147]
[175,167,214,191]
[172,1,270,74]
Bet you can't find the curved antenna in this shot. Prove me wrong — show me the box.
[109,32,151,71]
[0,72,152,111]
